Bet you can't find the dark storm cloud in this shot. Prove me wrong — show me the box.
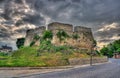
[0,0,120,48]
[14,0,24,4]
[94,23,120,44]
[0,0,3,2]
[95,29,120,40]
[1,0,45,25]
[30,0,120,24]
[22,13,45,26]
[118,34,120,36]
[2,0,120,26]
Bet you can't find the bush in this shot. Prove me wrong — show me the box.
[30,41,35,47]
[0,52,8,56]
[56,29,69,42]
[117,48,120,54]
[42,30,53,40]
[33,34,40,40]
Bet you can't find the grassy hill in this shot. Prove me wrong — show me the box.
[0,46,91,67]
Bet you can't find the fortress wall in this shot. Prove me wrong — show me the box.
[74,26,94,49]
[23,22,94,51]
[24,29,35,46]
[74,26,91,33]
[24,26,45,46]
[34,26,46,36]
[48,22,73,34]
[48,22,73,45]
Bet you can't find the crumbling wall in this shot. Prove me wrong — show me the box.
[48,22,73,46]
[74,26,94,49]
[24,22,94,51]
[24,29,34,46]
[24,26,45,46]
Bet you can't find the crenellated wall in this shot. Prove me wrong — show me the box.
[24,22,94,50]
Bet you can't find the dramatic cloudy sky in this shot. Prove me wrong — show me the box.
[0,0,120,49]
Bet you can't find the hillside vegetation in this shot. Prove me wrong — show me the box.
[0,30,100,67]
[0,46,91,67]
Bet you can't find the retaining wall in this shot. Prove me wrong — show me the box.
[69,57,108,65]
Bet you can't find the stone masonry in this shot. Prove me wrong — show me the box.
[24,26,45,46]
[24,22,94,50]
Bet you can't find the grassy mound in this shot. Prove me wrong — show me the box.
[0,46,90,67]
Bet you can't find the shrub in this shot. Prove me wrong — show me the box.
[117,48,120,54]
[33,34,40,40]
[56,29,69,42]
[0,52,8,56]
[72,33,80,40]
[42,30,53,40]
[30,41,35,46]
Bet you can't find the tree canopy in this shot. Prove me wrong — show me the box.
[100,39,120,58]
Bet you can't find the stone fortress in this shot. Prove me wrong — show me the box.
[24,22,95,50]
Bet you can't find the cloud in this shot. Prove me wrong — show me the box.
[0,0,120,48]
[98,23,119,32]
[95,22,120,48]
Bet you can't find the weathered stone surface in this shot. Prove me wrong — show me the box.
[24,29,35,46]
[24,26,45,46]
[24,22,94,51]
[74,26,94,49]
[48,22,73,46]
[48,22,73,33]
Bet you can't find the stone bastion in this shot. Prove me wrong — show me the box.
[24,22,95,50]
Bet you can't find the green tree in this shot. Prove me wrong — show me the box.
[100,46,109,57]
[117,48,120,54]
[100,39,120,58]
[113,39,120,50]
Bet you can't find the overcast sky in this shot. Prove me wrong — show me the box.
[0,0,120,49]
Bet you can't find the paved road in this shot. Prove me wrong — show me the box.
[17,59,120,78]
